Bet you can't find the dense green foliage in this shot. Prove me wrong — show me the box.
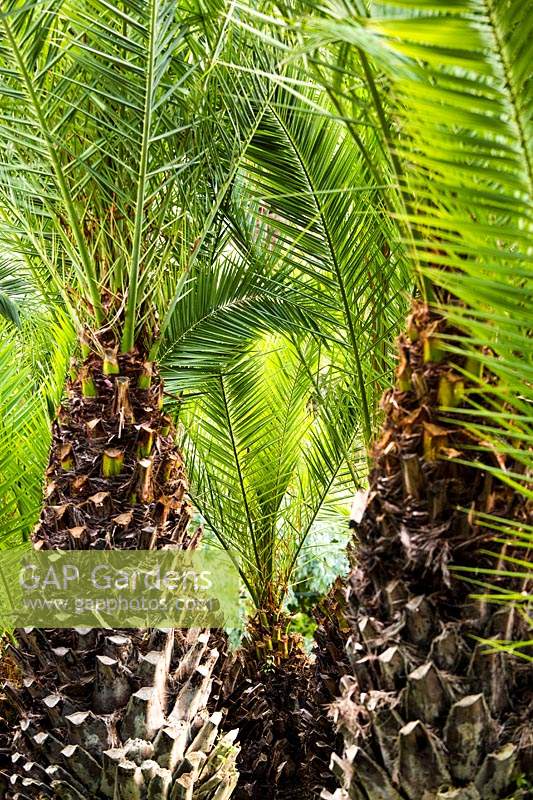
[0,0,531,631]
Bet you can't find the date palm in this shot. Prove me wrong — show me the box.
[173,69,413,797]
[0,1,308,796]
[285,1,533,797]
[177,334,362,798]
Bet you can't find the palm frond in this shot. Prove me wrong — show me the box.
[0,291,20,328]
[0,312,74,545]
[178,335,361,609]
[0,252,43,328]
[221,75,413,447]
[159,237,319,390]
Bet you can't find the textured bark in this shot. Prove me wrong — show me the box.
[305,578,351,798]
[210,589,350,800]
[32,347,196,551]
[211,609,316,800]
[0,345,239,799]
[328,305,532,800]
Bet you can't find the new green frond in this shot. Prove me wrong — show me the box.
[178,335,362,609]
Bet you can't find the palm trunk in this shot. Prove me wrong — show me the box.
[324,304,532,800]
[213,607,313,800]
[0,343,239,799]
[307,578,351,797]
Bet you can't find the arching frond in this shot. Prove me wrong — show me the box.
[222,77,413,447]
[178,335,362,608]
[0,312,74,545]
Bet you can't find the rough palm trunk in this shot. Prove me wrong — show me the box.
[0,342,239,799]
[325,305,532,800]
[211,594,349,800]
[212,609,313,800]
[307,579,351,797]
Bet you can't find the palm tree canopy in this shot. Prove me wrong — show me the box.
[3,0,530,622]
[0,1,412,610]
[0,0,297,351]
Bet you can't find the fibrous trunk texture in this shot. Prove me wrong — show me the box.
[33,347,196,551]
[325,305,532,800]
[0,345,239,799]
[308,578,351,797]
[212,609,318,799]
[2,627,238,800]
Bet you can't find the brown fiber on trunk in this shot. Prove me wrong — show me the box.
[34,346,195,551]
[211,594,349,800]
[306,578,351,798]
[324,304,532,800]
[0,344,239,799]
[212,608,317,800]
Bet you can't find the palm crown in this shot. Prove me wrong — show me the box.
[0,1,289,350]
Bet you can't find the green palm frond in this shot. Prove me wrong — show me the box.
[222,77,413,447]
[0,312,74,545]
[454,511,533,662]
[0,254,33,327]
[0,292,19,328]
[179,335,361,609]
[159,235,320,390]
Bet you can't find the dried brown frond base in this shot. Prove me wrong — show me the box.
[302,577,352,798]
[34,346,196,551]
[0,627,239,798]
[211,610,318,799]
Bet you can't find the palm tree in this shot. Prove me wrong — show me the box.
[0,1,313,795]
[170,75,412,797]
[176,332,361,798]
[271,1,532,797]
